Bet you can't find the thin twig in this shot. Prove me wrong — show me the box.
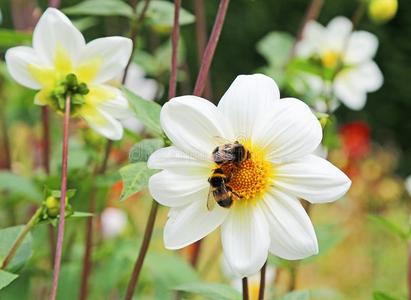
[168,0,181,100]
[193,0,230,97]
[258,262,267,300]
[194,0,213,99]
[124,201,159,300]
[49,95,71,300]
[122,0,152,84]
[242,277,249,300]
[1,207,42,270]
[79,139,113,300]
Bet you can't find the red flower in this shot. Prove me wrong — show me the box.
[340,121,370,159]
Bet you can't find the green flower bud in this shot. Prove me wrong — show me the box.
[368,0,398,23]
[66,73,78,88]
[71,93,85,105]
[77,83,89,95]
[45,196,60,218]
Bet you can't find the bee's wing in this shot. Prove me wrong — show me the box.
[207,186,216,211]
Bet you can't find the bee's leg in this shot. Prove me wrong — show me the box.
[231,189,243,199]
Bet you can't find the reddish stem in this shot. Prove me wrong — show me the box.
[190,0,230,267]
[49,95,71,300]
[48,0,60,8]
[193,0,230,97]
[258,262,266,300]
[168,0,181,100]
[124,201,159,300]
[0,98,11,170]
[242,277,249,300]
[79,140,112,300]
[41,106,50,174]
[194,0,213,99]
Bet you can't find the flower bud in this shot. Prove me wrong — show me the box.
[65,73,78,88]
[71,94,85,105]
[45,196,60,218]
[77,83,89,95]
[368,0,398,23]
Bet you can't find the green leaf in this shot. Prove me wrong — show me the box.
[0,270,18,290]
[0,226,32,273]
[368,215,408,240]
[322,115,340,151]
[122,88,162,136]
[373,291,399,300]
[0,29,31,49]
[69,212,94,218]
[119,162,155,201]
[282,290,311,300]
[63,0,134,18]
[129,138,164,162]
[0,171,42,202]
[72,17,99,31]
[138,0,195,29]
[174,282,241,300]
[256,31,294,68]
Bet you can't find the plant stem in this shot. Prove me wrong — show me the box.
[258,261,267,300]
[41,107,51,174]
[48,0,60,8]
[287,262,298,292]
[124,201,159,300]
[242,277,249,300]
[49,95,71,300]
[0,97,11,170]
[122,0,152,84]
[408,242,411,300]
[193,0,230,97]
[194,0,213,99]
[79,140,112,300]
[189,0,230,266]
[168,0,181,100]
[1,207,42,270]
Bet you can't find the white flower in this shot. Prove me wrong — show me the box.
[5,8,132,140]
[101,207,127,238]
[121,63,159,133]
[296,16,383,110]
[148,74,351,277]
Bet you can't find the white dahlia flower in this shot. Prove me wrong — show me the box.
[148,74,351,277]
[296,16,383,110]
[5,8,132,140]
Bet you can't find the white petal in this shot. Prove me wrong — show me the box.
[346,61,383,92]
[149,169,209,207]
[164,198,228,249]
[148,146,213,171]
[345,31,379,65]
[79,37,132,83]
[334,73,367,110]
[261,189,318,260]
[221,204,270,277]
[5,46,43,89]
[161,96,233,160]
[99,90,134,120]
[273,155,351,203]
[323,17,352,52]
[33,8,85,65]
[124,64,158,100]
[82,107,123,140]
[296,21,324,58]
[218,74,280,141]
[256,98,322,163]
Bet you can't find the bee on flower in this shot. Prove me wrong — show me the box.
[295,16,383,111]
[5,8,133,140]
[148,74,351,277]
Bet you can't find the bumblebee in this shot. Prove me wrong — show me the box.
[212,139,250,165]
[207,168,241,210]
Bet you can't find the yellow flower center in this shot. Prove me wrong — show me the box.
[221,142,272,203]
[321,51,341,69]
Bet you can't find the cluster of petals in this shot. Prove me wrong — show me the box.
[6,8,133,140]
[296,16,383,110]
[148,74,351,277]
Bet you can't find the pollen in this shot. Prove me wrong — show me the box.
[321,51,341,69]
[221,143,272,202]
